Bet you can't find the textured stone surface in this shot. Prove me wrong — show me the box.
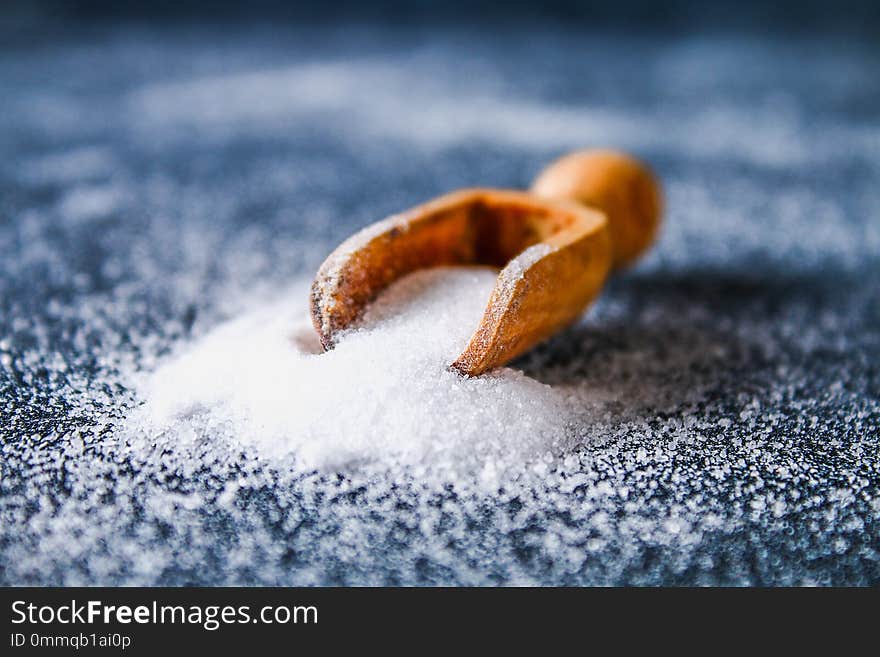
[0,19,878,585]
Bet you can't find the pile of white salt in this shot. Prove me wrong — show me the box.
[138,267,577,486]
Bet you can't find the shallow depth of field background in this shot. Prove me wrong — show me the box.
[1,2,878,585]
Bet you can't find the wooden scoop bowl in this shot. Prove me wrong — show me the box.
[310,149,662,376]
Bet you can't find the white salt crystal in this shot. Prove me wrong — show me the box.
[134,267,576,488]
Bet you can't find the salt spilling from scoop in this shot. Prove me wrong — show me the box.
[135,267,577,487]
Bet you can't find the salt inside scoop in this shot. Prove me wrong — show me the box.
[138,267,576,486]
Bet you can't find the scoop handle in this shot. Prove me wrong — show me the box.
[530,149,662,269]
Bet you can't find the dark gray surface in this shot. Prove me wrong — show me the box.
[1,20,878,585]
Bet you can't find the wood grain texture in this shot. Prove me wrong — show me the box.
[310,150,662,375]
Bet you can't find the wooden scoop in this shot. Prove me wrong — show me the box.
[310,149,662,376]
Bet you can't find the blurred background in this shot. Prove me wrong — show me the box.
[2,0,877,312]
[1,1,878,585]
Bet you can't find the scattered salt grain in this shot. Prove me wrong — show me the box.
[2,27,878,586]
